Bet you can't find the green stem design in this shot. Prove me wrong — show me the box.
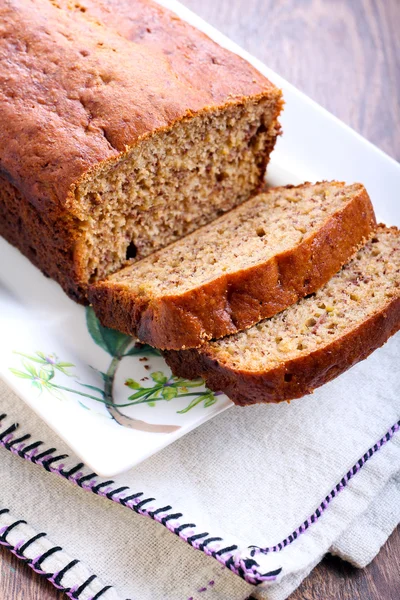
[177,395,206,414]
[51,384,103,402]
[50,383,155,409]
[11,308,218,432]
[128,391,211,407]
[102,340,180,433]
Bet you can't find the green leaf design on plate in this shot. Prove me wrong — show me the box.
[127,388,155,401]
[53,362,75,375]
[204,394,217,408]
[124,344,160,357]
[151,371,167,385]
[78,401,90,410]
[14,352,46,364]
[39,368,53,381]
[14,351,75,376]
[125,378,141,390]
[161,386,178,400]
[177,395,205,414]
[9,368,33,379]
[78,383,106,398]
[86,306,132,357]
[23,361,38,377]
[10,309,221,430]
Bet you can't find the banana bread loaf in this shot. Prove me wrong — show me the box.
[164,226,400,405]
[0,0,282,302]
[89,182,376,349]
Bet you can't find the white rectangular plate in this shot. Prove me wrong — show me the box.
[0,0,399,476]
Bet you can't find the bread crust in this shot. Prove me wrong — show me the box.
[164,295,400,406]
[0,175,86,302]
[0,0,279,214]
[89,183,377,349]
[0,0,282,302]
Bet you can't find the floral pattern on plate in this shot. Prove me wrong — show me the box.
[10,307,220,434]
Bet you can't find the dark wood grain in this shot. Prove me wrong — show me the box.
[288,526,400,600]
[0,544,64,600]
[184,0,400,161]
[249,528,400,600]
[1,0,399,599]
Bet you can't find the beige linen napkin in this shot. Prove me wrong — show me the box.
[0,332,399,600]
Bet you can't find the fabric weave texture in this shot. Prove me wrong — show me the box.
[0,332,399,600]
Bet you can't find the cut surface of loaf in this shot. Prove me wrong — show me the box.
[89,181,376,349]
[0,0,282,302]
[164,226,400,405]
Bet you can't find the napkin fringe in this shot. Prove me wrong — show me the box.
[1,412,399,588]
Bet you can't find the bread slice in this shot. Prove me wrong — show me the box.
[164,226,400,405]
[89,181,376,349]
[0,0,282,303]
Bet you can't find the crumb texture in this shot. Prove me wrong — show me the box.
[164,226,400,404]
[90,181,376,349]
[209,226,400,370]
[0,0,282,300]
[107,182,370,295]
[80,98,280,283]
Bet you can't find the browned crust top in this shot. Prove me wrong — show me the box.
[89,182,377,349]
[0,0,278,216]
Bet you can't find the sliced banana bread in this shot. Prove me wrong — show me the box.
[0,0,282,302]
[89,182,376,349]
[164,226,400,405]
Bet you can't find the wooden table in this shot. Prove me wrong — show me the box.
[1,0,399,598]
